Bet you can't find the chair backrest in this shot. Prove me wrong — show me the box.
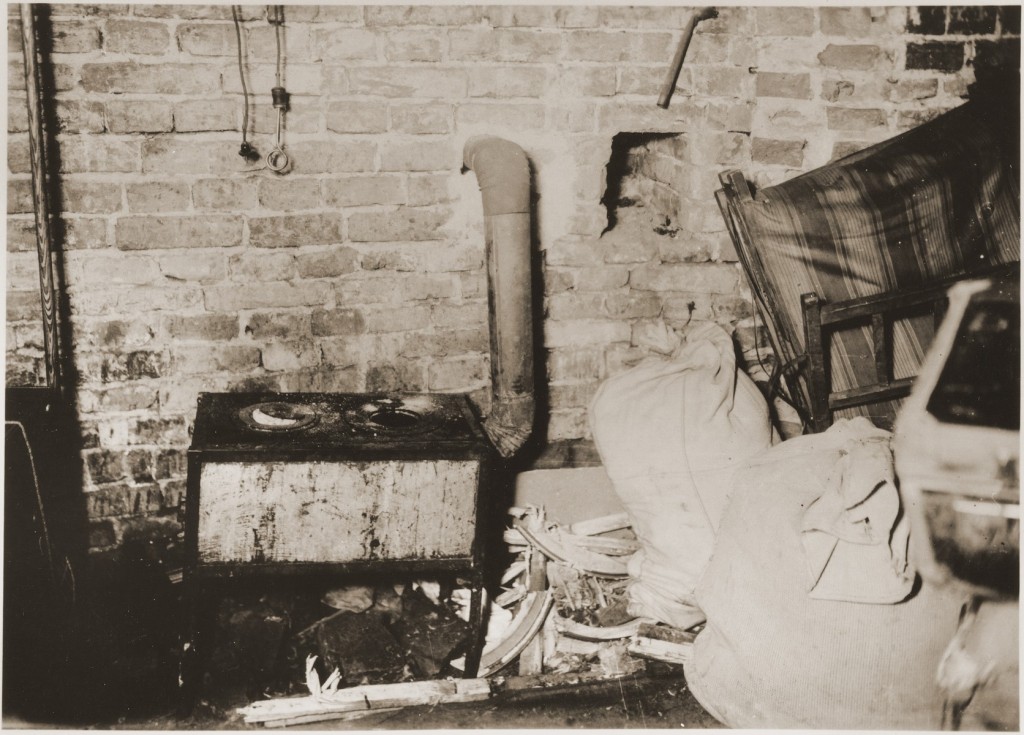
[718,97,1020,430]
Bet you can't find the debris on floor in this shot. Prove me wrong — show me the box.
[236,505,701,726]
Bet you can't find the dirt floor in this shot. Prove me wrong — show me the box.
[3,549,723,730]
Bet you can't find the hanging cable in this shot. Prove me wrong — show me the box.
[232,5,259,161]
[266,4,290,173]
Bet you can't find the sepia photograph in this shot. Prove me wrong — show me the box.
[4,1,1019,729]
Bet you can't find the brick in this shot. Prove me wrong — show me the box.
[549,382,599,411]
[86,451,127,485]
[490,5,600,28]
[248,213,343,247]
[819,7,872,37]
[322,175,405,207]
[571,266,630,291]
[896,108,951,129]
[973,39,1020,71]
[59,137,140,173]
[7,290,43,322]
[407,175,450,206]
[81,62,221,94]
[258,178,320,211]
[7,180,33,214]
[630,262,739,294]
[752,138,805,167]
[62,217,109,250]
[78,253,160,285]
[617,66,665,96]
[261,341,320,372]
[817,44,886,71]
[312,5,363,22]
[8,98,28,133]
[55,100,105,133]
[361,243,481,273]
[104,19,171,54]
[163,313,238,341]
[399,328,486,358]
[756,72,812,100]
[831,141,868,160]
[222,63,322,95]
[430,302,484,329]
[174,99,237,132]
[252,102,319,135]
[634,33,676,63]
[192,178,259,210]
[204,280,331,311]
[547,410,588,440]
[52,5,131,17]
[348,67,467,99]
[468,66,548,98]
[756,7,815,36]
[384,30,444,62]
[366,363,424,393]
[313,28,378,60]
[604,292,662,319]
[50,20,102,52]
[427,355,487,391]
[361,305,431,333]
[104,99,174,133]
[552,67,615,97]
[544,319,631,348]
[365,5,484,27]
[380,140,455,172]
[452,28,562,62]
[133,5,242,19]
[311,308,365,336]
[172,344,261,374]
[456,103,545,130]
[88,520,116,549]
[389,104,451,134]
[142,138,251,176]
[948,6,998,35]
[348,208,450,242]
[155,449,186,480]
[826,106,887,131]
[1000,6,1021,34]
[285,141,376,174]
[177,22,234,55]
[243,312,311,339]
[564,31,632,62]
[326,102,388,133]
[228,251,295,281]
[116,215,242,250]
[127,450,154,483]
[247,24,312,61]
[905,42,965,72]
[296,247,360,278]
[546,293,605,320]
[61,181,123,214]
[594,5,684,29]
[907,6,947,34]
[158,251,226,283]
[889,78,939,102]
[126,181,191,213]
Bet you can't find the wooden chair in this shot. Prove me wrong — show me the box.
[716,97,1020,433]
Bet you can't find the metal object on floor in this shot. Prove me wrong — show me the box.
[180,391,496,709]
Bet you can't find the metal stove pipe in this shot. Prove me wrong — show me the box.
[463,136,535,458]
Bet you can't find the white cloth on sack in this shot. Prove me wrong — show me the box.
[800,430,914,603]
[589,321,778,628]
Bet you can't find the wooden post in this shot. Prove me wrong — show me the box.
[801,292,832,432]
[19,4,62,395]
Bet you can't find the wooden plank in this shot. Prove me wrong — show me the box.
[239,679,492,723]
[871,312,890,386]
[636,623,698,645]
[197,460,477,563]
[627,637,692,666]
[568,513,631,537]
[828,378,914,410]
[801,292,832,432]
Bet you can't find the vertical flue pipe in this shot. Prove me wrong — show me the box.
[463,136,535,458]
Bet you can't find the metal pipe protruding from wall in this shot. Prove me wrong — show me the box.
[463,135,535,458]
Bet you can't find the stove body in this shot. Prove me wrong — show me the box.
[186,392,493,576]
[181,392,494,699]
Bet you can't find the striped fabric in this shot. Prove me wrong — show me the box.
[733,99,1020,426]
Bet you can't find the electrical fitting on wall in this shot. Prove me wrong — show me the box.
[231,4,291,173]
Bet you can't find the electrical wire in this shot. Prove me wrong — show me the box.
[231,5,258,161]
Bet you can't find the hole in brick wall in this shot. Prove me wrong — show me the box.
[602,132,683,234]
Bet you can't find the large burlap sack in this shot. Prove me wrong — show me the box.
[684,419,967,729]
[589,322,777,628]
